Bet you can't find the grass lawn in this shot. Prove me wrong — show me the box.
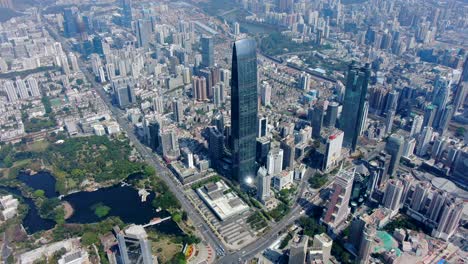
[26,141,50,152]
[150,236,183,263]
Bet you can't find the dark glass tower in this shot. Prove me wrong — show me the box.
[122,0,132,28]
[63,8,78,37]
[231,39,258,183]
[340,62,370,152]
[201,36,214,68]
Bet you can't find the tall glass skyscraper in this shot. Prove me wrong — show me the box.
[231,39,258,183]
[340,62,370,152]
[63,8,78,37]
[122,0,132,28]
[201,36,214,68]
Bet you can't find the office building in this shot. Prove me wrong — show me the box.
[324,101,339,128]
[359,101,369,136]
[172,99,184,123]
[280,135,295,170]
[310,103,325,139]
[136,19,152,48]
[159,128,180,161]
[321,129,344,172]
[322,168,355,229]
[454,82,467,113]
[201,36,214,68]
[230,39,258,183]
[267,148,283,176]
[451,150,468,187]
[422,104,437,128]
[117,225,154,264]
[340,62,370,151]
[431,137,447,160]
[299,72,311,90]
[432,76,450,127]
[289,235,308,264]
[112,78,136,109]
[258,117,268,138]
[385,110,395,135]
[384,90,399,114]
[208,127,224,170]
[63,8,78,37]
[357,223,376,264]
[438,105,453,135]
[410,114,423,137]
[385,134,404,176]
[261,81,271,106]
[310,233,333,264]
[256,166,271,203]
[382,179,404,213]
[256,137,271,166]
[121,0,132,28]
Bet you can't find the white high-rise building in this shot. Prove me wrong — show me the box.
[27,77,40,97]
[256,166,271,203]
[90,54,102,76]
[3,81,18,102]
[267,148,283,176]
[98,66,106,83]
[382,179,404,214]
[416,126,433,156]
[213,83,225,107]
[402,137,416,158]
[410,114,423,137]
[152,96,164,114]
[68,52,80,73]
[299,72,311,90]
[261,81,271,106]
[432,198,464,241]
[234,22,240,35]
[15,79,29,99]
[106,63,116,81]
[321,129,344,172]
[359,101,369,136]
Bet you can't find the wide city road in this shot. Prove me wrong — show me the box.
[43,22,227,257]
[45,18,324,264]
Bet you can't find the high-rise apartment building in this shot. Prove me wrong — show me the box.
[410,114,423,137]
[382,179,404,213]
